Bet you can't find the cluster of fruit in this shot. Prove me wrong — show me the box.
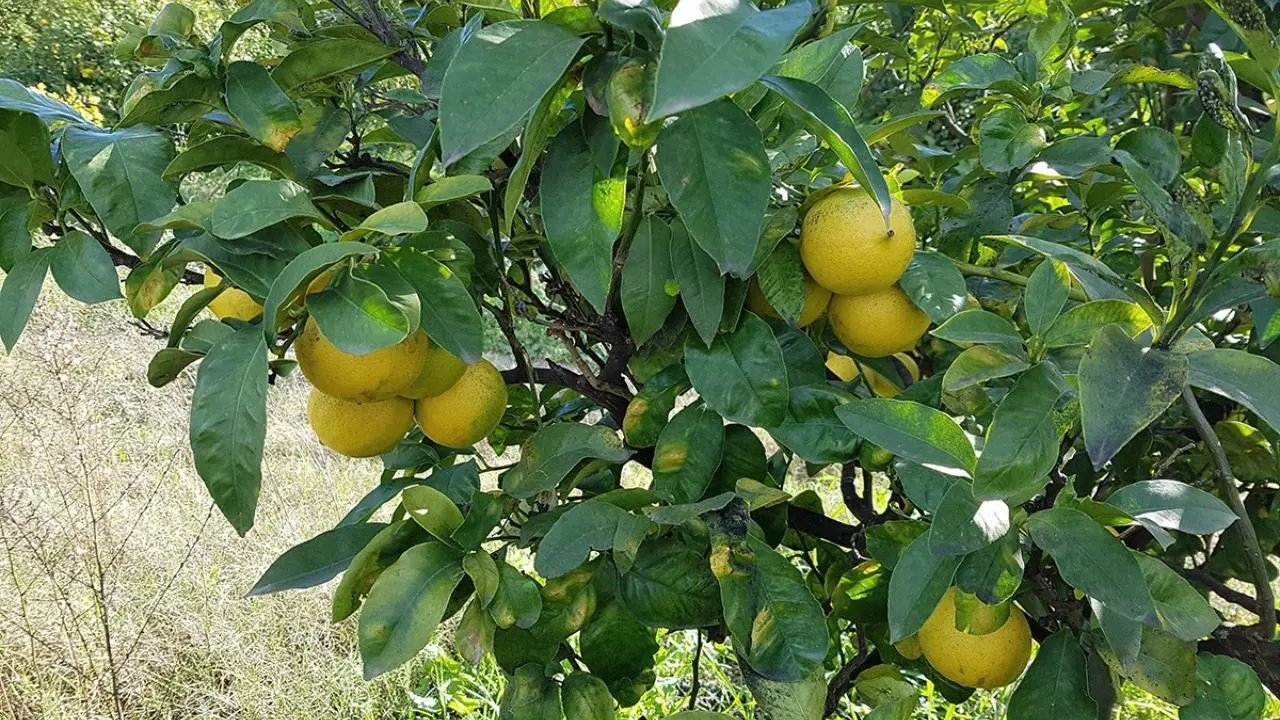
[747,187,930,390]
[202,269,507,457]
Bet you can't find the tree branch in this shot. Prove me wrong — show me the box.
[787,505,859,549]
[499,362,630,419]
[824,645,878,716]
[1181,387,1277,640]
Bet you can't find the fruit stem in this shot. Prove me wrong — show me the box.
[1181,386,1277,639]
[953,260,1088,302]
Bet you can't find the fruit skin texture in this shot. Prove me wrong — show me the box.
[295,319,429,402]
[828,285,930,358]
[415,359,508,448]
[918,588,1033,689]
[307,390,415,458]
[800,189,916,295]
[746,277,832,328]
[401,344,467,399]
[204,268,263,321]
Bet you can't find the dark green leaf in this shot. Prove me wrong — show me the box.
[767,384,860,464]
[389,248,484,363]
[620,538,722,629]
[358,542,464,679]
[189,327,269,536]
[272,38,396,92]
[1133,554,1220,641]
[973,364,1071,502]
[61,126,176,257]
[540,124,625,313]
[648,0,811,120]
[887,530,962,641]
[562,672,616,720]
[1007,632,1097,720]
[668,219,726,345]
[503,423,633,499]
[657,99,770,277]
[1028,507,1156,622]
[622,216,678,345]
[929,482,1010,556]
[580,601,658,706]
[931,309,1022,347]
[490,562,543,630]
[247,523,388,596]
[954,525,1024,604]
[163,135,295,180]
[1106,480,1237,535]
[0,247,49,351]
[922,54,1020,107]
[1187,349,1280,434]
[260,242,378,344]
[978,106,1047,172]
[439,20,584,165]
[1025,259,1072,337]
[836,399,976,477]
[651,404,725,504]
[684,313,789,427]
[1080,326,1188,469]
[48,231,120,304]
[307,268,412,355]
[402,484,465,544]
[941,345,1029,393]
[332,520,429,622]
[211,179,325,240]
[1181,653,1267,720]
[732,536,829,681]
[499,663,563,720]
[536,501,631,578]
[225,61,301,152]
[900,251,968,323]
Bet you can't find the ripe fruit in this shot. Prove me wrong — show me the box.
[295,319,429,402]
[745,277,832,328]
[800,189,916,295]
[204,268,263,321]
[401,345,467,399]
[307,390,415,458]
[828,286,930,358]
[825,351,920,397]
[895,634,924,661]
[917,588,1032,689]
[415,359,508,448]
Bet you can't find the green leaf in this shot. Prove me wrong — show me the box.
[188,327,269,536]
[978,106,1047,173]
[562,672,616,720]
[341,202,428,242]
[332,520,429,621]
[503,423,633,499]
[1180,653,1267,720]
[899,251,968,323]
[211,179,326,240]
[941,345,1029,393]
[225,61,302,152]
[644,492,735,525]
[619,538,721,628]
[358,542,464,679]
[261,242,378,346]
[922,54,1020,107]
[1187,349,1280,434]
[767,385,860,464]
[954,524,1024,605]
[1079,326,1188,469]
[1034,136,1112,179]
[651,403,725,504]
[1042,300,1151,348]
[61,126,177,257]
[973,364,1071,502]
[836,399,976,477]
[684,313,789,427]
[1204,0,1280,73]
[503,71,571,233]
[307,268,412,355]
[759,75,893,226]
[439,20,584,165]
[49,231,121,304]
[147,347,201,388]
[1106,480,1237,535]
[0,78,88,125]
[416,175,493,209]
[929,482,1010,556]
[247,523,388,596]
[387,248,484,364]
[0,247,50,351]
[887,530,962,641]
[1114,627,1198,706]
[163,135,295,180]
[729,536,829,682]
[668,219,726,345]
[402,484,465,544]
[580,601,659,706]
[648,0,811,120]
[463,550,500,607]
[1006,632,1097,720]
[754,241,806,325]
[499,663,563,720]
[490,561,543,630]
[535,501,631,578]
[931,309,1023,347]
[284,103,349,178]
[1133,554,1220,641]
[451,490,502,550]
[622,216,678,345]
[540,123,625,313]
[1028,507,1156,622]
[454,598,495,665]
[656,99,770,277]
[1025,259,1072,337]
[271,38,396,92]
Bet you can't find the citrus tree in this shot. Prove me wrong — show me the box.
[1,0,1279,717]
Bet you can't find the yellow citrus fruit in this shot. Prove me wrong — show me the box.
[204,268,263,322]
[415,359,508,448]
[800,189,916,295]
[307,389,415,458]
[918,588,1032,689]
[825,352,920,396]
[745,277,832,328]
[895,634,924,661]
[828,285,930,358]
[295,319,429,402]
[401,345,468,399]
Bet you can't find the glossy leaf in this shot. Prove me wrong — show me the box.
[0,247,50,352]
[1006,632,1096,720]
[261,242,378,345]
[503,423,633,499]
[271,38,396,92]
[61,126,176,257]
[535,501,631,578]
[1028,507,1156,622]
[836,399,976,477]
[358,542,464,679]
[1042,300,1151,348]
[942,345,1029,393]
[622,216,678,345]
[247,523,388,596]
[389,248,484,364]
[307,267,413,355]
[1187,349,1280,434]
[887,530,962,641]
[668,219,725,346]
[973,364,1071,502]
[1106,480,1237,535]
[49,231,121,304]
[767,385,860,464]
[1025,259,1072,337]
[619,538,722,629]
[225,61,301,151]
[931,309,1022,347]
[1133,553,1220,641]
[651,403,725,504]
[900,251,968,323]
[684,313,789,427]
[163,135,294,179]
[929,482,1010,556]
[1180,653,1267,720]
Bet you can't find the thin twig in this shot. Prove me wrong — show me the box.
[954,260,1088,301]
[1181,387,1276,639]
[687,630,703,711]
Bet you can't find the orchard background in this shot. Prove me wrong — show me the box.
[2,0,1280,718]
